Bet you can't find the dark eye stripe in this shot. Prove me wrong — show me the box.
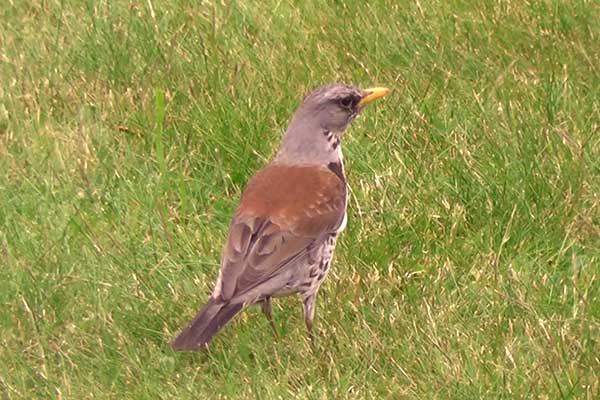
[340,97,352,107]
[339,95,360,109]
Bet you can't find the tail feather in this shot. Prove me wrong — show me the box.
[171,298,243,351]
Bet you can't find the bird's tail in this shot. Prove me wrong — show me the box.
[170,297,243,351]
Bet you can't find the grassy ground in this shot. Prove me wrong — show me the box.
[1,0,599,398]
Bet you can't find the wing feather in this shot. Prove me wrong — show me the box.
[215,163,346,302]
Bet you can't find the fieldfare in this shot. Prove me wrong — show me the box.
[171,83,389,350]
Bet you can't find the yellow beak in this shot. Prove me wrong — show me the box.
[358,87,390,107]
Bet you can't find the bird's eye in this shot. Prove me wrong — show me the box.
[339,96,354,109]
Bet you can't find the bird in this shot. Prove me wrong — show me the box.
[171,83,389,351]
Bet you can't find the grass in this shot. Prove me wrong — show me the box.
[1,0,599,398]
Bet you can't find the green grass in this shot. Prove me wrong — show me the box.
[1,0,599,398]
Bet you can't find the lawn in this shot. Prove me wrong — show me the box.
[1,0,599,398]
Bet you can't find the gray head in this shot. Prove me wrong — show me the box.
[275,83,389,164]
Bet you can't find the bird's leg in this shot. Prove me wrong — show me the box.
[302,294,317,347]
[260,296,278,338]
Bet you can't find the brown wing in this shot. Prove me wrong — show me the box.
[216,163,346,301]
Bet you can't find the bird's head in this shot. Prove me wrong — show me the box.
[277,83,389,164]
[296,83,389,133]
